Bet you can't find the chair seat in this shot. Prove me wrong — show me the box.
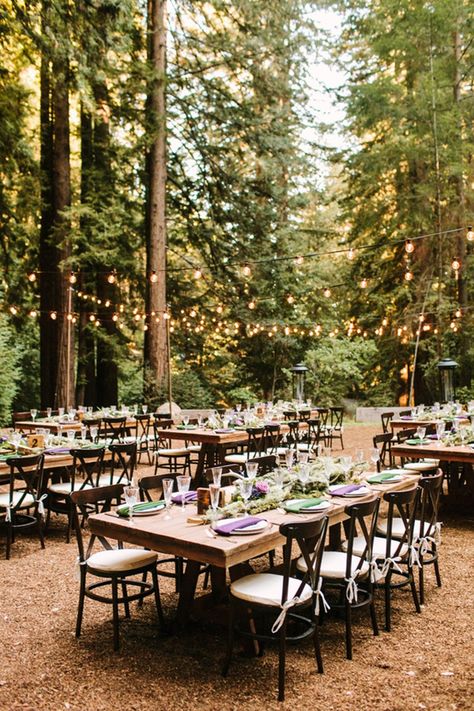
[48,482,93,495]
[224,454,250,464]
[96,474,130,487]
[344,535,408,559]
[376,518,435,541]
[86,548,158,573]
[186,445,202,453]
[297,550,369,579]
[403,461,439,472]
[230,572,312,607]
[0,491,35,509]
[156,448,190,457]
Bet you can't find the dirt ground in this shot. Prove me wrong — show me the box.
[0,423,473,711]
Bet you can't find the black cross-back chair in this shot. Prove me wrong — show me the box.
[46,446,106,542]
[0,454,46,559]
[416,472,443,604]
[132,414,152,464]
[327,407,344,449]
[224,426,266,465]
[318,497,380,659]
[372,432,394,470]
[98,441,136,487]
[381,412,394,433]
[264,423,282,456]
[371,486,421,631]
[100,416,127,445]
[298,418,321,459]
[222,515,328,702]
[71,484,164,651]
[151,419,191,476]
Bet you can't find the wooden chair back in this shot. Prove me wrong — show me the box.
[106,442,137,486]
[381,412,394,433]
[71,484,125,561]
[264,424,281,454]
[69,447,105,489]
[418,470,443,540]
[101,416,127,444]
[381,485,420,558]
[343,497,380,578]
[373,432,393,470]
[7,454,45,510]
[280,516,328,599]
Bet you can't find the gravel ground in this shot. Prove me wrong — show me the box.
[0,423,473,711]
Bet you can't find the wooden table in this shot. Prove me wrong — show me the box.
[390,417,469,433]
[15,417,138,434]
[88,472,420,627]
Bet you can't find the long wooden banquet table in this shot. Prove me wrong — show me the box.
[15,417,138,434]
[390,416,470,434]
[88,472,420,628]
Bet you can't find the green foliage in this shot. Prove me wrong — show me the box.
[0,316,20,423]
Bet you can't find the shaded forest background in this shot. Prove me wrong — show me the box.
[0,0,473,422]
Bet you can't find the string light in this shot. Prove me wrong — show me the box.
[248,301,256,310]
[404,270,413,281]
[405,240,415,254]
[50,311,57,320]
[150,271,158,283]
[287,295,295,304]
[360,278,368,289]
[29,309,37,318]
[242,265,251,276]
[451,258,461,271]
[295,256,304,265]
[467,226,474,241]
[28,273,36,282]
[89,314,96,322]
[9,306,17,315]
[323,288,331,298]
[69,272,77,284]
[347,248,355,260]
[193,269,202,280]
[455,309,462,318]
[107,272,116,284]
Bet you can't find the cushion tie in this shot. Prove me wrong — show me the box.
[380,556,403,578]
[271,596,301,634]
[75,556,88,581]
[314,578,330,616]
[5,502,15,523]
[345,575,359,604]
[417,534,436,557]
[408,544,421,568]
[36,493,48,518]
[370,558,384,583]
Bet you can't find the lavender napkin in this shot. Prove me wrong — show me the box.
[44,447,71,454]
[329,483,367,497]
[400,416,412,420]
[213,516,264,536]
[171,491,197,504]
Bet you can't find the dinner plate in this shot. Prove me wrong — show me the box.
[214,428,236,433]
[329,484,371,497]
[284,499,331,513]
[215,517,268,535]
[117,502,165,517]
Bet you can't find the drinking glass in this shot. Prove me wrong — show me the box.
[67,429,76,443]
[416,426,426,441]
[68,408,77,421]
[182,415,189,427]
[177,475,191,513]
[142,404,148,414]
[162,478,174,519]
[209,483,221,522]
[11,431,22,451]
[298,464,310,490]
[239,479,253,514]
[298,451,309,465]
[285,449,295,470]
[90,426,98,443]
[30,409,37,422]
[245,461,259,480]
[58,407,65,419]
[212,467,222,487]
[273,470,285,490]
[355,449,365,464]
[46,407,52,419]
[197,415,204,428]
[436,421,445,443]
[80,425,87,442]
[320,445,331,459]
[341,455,353,475]
[124,485,139,525]
[235,403,242,413]
[370,447,380,472]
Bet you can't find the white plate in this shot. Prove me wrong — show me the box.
[285,498,331,512]
[117,503,165,517]
[214,517,268,535]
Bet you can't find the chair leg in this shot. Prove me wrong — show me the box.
[37,512,45,550]
[222,602,236,677]
[434,558,442,588]
[369,596,379,636]
[151,567,165,629]
[384,577,392,632]
[418,562,425,606]
[344,597,353,660]
[138,571,147,608]
[75,571,86,638]
[409,569,421,614]
[121,579,131,618]
[278,625,287,702]
[6,521,12,560]
[111,577,120,651]
[312,621,324,673]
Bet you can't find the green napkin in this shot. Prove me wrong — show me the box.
[367,472,401,484]
[405,438,428,445]
[117,501,165,517]
[284,497,325,513]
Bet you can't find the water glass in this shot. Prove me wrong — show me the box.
[124,485,139,525]
[245,461,259,479]
[285,449,295,469]
[436,421,445,442]
[142,404,148,414]
[209,483,221,521]
[80,425,87,441]
[46,407,52,419]
[416,426,426,441]
[182,415,190,427]
[212,467,222,487]
[58,407,65,419]
[30,409,37,422]
[340,455,353,475]
[298,451,309,465]
[355,449,365,464]
[90,426,98,442]
[273,470,285,490]
[67,429,76,443]
[177,475,191,513]
[239,479,253,513]
[298,464,310,490]
[162,478,174,519]
[370,447,380,472]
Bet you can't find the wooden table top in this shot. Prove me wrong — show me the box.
[390,417,470,431]
[15,417,139,433]
[157,421,307,445]
[88,472,420,570]
[392,441,474,464]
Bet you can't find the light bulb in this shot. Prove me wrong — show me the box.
[323,288,331,298]
[193,269,202,280]
[405,270,413,281]
[29,310,37,318]
[107,272,116,284]
[467,226,474,241]
[451,258,461,271]
[50,311,57,320]
[150,271,158,283]
[248,301,256,310]
[287,295,295,304]
[28,272,36,282]
[295,256,304,265]
[242,265,251,276]
[347,248,355,260]
[405,240,415,254]
[69,272,77,284]
[89,314,96,322]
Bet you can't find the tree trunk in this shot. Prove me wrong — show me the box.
[144,0,168,397]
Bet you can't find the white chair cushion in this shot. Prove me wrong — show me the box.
[230,573,312,607]
[156,448,189,457]
[0,492,35,509]
[48,482,92,495]
[297,550,369,579]
[186,445,202,453]
[376,518,434,541]
[224,454,249,464]
[343,535,408,559]
[87,548,158,573]
[403,462,438,472]
[96,474,130,487]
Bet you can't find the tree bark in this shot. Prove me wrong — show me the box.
[144,0,168,396]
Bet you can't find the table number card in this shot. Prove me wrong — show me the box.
[27,433,45,449]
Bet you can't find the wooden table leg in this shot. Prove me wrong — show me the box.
[175,559,202,628]
[194,443,217,488]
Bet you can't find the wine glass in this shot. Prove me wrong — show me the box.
[30,409,37,422]
[80,425,87,442]
[162,478,174,519]
[245,461,259,480]
[298,463,310,491]
[67,429,76,444]
[124,485,139,525]
[209,483,221,523]
[340,455,353,476]
[436,421,445,443]
[197,414,204,428]
[182,415,190,427]
[273,470,285,491]
[416,426,426,442]
[58,407,65,419]
[46,407,52,419]
[142,404,148,414]
[355,449,365,464]
[239,479,253,514]
[285,449,295,470]
[212,467,222,487]
[11,431,22,451]
[370,447,380,472]
[235,403,242,413]
[68,408,77,421]
[298,451,309,465]
[90,425,98,443]
[177,475,191,513]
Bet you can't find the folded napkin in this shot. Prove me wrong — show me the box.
[117,500,165,517]
[400,416,412,420]
[213,516,264,536]
[44,446,71,454]
[177,424,198,430]
[284,497,325,512]
[367,472,401,484]
[329,483,367,497]
[405,438,428,445]
[171,491,198,504]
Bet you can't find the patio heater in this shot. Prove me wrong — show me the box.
[290,363,308,404]
[436,358,458,402]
